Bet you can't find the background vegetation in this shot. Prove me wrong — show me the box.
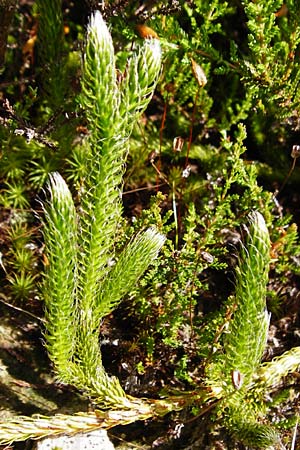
[0,1,300,449]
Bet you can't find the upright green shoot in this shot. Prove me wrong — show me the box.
[41,11,164,407]
[42,173,77,379]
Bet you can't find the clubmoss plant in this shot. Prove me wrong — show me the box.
[1,202,300,448]
[205,212,278,448]
[1,5,300,449]
[40,11,165,408]
[209,211,271,395]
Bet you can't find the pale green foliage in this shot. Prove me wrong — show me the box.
[205,212,282,448]
[42,173,78,379]
[206,212,271,397]
[98,228,166,317]
[254,346,300,390]
[1,209,299,447]
[1,3,300,448]
[223,211,271,389]
[228,419,282,449]
[78,12,162,311]
[41,12,163,407]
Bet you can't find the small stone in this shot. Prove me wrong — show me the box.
[34,429,115,450]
